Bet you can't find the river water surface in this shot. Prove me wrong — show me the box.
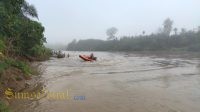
[12,51,200,112]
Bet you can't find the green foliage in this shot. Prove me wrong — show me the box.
[22,1,38,18]
[0,61,8,74]
[0,101,10,112]
[0,58,32,76]
[19,20,45,55]
[3,58,32,76]
[0,40,5,52]
[0,0,49,58]
[30,45,51,60]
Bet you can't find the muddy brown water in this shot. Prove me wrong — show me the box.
[11,51,200,112]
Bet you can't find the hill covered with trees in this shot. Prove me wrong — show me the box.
[67,18,200,52]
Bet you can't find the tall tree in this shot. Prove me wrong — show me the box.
[142,31,145,35]
[198,26,200,32]
[173,28,178,35]
[163,18,173,36]
[181,28,186,34]
[21,1,38,19]
[106,27,118,40]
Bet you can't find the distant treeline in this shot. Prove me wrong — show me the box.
[67,19,200,52]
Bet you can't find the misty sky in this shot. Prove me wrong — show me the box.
[27,0,200,44]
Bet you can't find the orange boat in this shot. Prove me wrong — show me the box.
[79,55,95,61]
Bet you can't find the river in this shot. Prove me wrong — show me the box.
[12,51,200,112]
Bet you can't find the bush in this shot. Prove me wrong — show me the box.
[4,58,32,76]
[0,61,8,74]
[30,45,51,60]
[0,101,10,112]
[0,40,5,52]
[187,44,200,51]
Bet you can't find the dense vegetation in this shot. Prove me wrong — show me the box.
[0,0,51,72]
[67,19,200,52]
[0,0,51,58]
[0,0,51,111]
[0,101,10,112]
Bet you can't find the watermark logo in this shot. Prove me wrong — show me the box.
[5,88,14,99]
[4,88,85,101]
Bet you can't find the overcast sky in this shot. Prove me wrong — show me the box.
[27,0,200,44]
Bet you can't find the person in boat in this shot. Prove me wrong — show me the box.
[90,53,94,59]
[67,53,70,58]
[90,53,97,60]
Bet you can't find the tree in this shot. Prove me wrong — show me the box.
[163,18,173,36]
[173,28,178,35]
[106,27,118,40]
[142,31,145,35]
[157,27,163,34]
[67,39,77,50]
[181,28,186,34]
[198,26,200,32]
[21,1,38,19]
[0,0,47,57]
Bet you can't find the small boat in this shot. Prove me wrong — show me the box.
[79,55,96,61]
[57,53,65,58]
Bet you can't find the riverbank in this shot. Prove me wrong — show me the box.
[0,55,50,112]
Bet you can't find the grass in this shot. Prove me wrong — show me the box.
[0,61,8,74]
[0,58,32,76]
[0,101,10,112]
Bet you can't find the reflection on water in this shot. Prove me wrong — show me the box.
[11,51,200,112]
